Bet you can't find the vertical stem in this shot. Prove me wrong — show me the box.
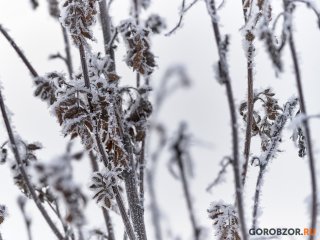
[132,0,140,25]
[242,39,254,185]
[288,30,317,240]
[240,0,256,186]
[79,42,136,240]
[77,227,84,240]
[136,74,141,88]
[78,42,109,167]
[173,130,200,240]
[138,137,146,209]
[241,0,248,22]
[55,200,70,237]
[205,1,247,239]
[252,166,264,228]
[225,80,247,240]
[123,132,147,240]
[0,90,64,240]
[113,186,136,240]
[102,209,116,240]
[97,8,145,231]
[146,135,165,240]
[98,0,115,64]
[61,25,73,78]
[19,204,33,240]
[147,169,163,240]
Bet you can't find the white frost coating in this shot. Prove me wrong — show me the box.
[89,164,124,212]
[60,0,98,46]
[208,201,240,239]
[259,97,298,166]
[205,0,220,23]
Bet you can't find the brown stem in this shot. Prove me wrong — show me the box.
[78,42,136,240]
[205,1,247,239]
[242,39,254,186]
[288,25,317,240]
[0,89,64,240]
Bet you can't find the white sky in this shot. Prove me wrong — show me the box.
[0,0,320,239]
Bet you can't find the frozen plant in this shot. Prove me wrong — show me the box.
[208,202,241,240]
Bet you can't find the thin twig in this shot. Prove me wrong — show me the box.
[165,0,185,36]
[293,0,320,24]
[286,2,318,237]
[206,157,231,192]
[138,137,146,210]
[241,33,255,186]
[165,0,200,36]
[61,25,74,78]
[99,0,115,64]
[0,25,38,77]
[242,41,254,186]
[113,186,136,240]
[146,125,166,240]
[172,125,201,240]
[205,0,248,239]
[54,200,70,237]
[0,89,64,240]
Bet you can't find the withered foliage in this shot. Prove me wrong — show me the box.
[120,20,156,75]
[240,88,283,151]
[33,55,128,167]
[89,163,123,209]
[61,0,99,45]
[208,203,241,240]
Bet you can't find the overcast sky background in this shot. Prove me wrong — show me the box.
[1,0,320,239]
